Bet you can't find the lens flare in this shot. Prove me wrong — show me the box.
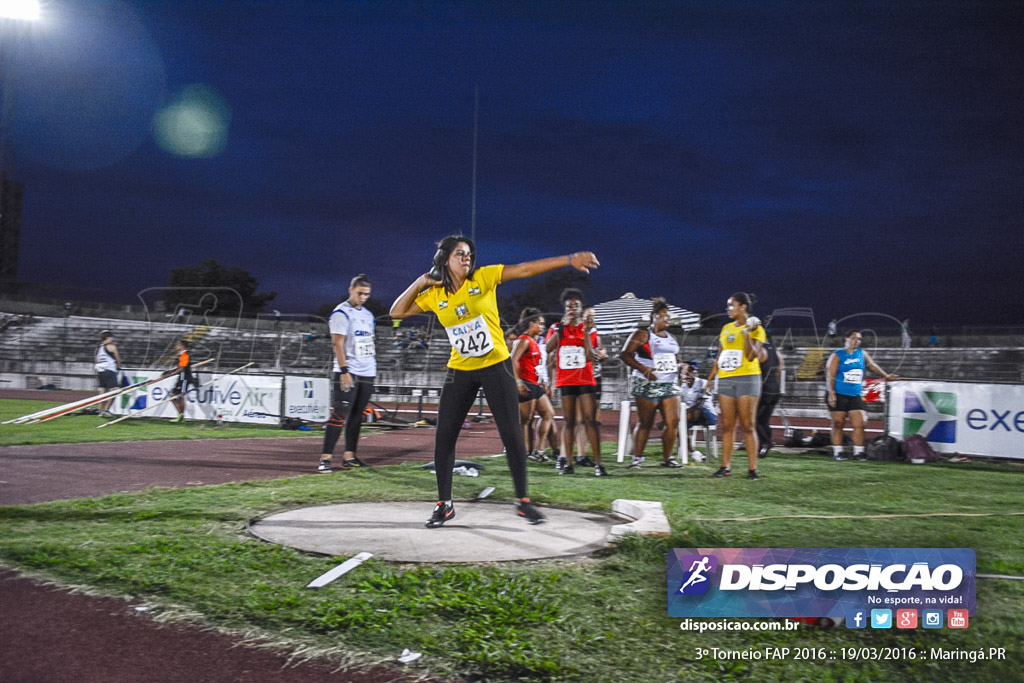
[153,84,231,158]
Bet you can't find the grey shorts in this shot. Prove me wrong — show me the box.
[717,375,762,399]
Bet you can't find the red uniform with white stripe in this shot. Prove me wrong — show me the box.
[515,334,540,384]
[548,323,596,387]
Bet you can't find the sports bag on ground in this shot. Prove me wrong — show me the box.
[902,434,941,463]
[866,435,902,461]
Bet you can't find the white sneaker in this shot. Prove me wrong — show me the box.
[691,450,705,462]
[629,456,645,469]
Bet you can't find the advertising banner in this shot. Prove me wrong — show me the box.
[862,378,886,403]
[887,381,1024,459]
[284,376,330,423]
[113,371,281,425]
[668,548,975,624]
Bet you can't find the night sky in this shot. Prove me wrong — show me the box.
[5,1,1022,327]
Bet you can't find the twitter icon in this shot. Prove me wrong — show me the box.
[870,609,892,629]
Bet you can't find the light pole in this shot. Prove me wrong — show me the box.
[0,0,42,171]
[0,1,41,294]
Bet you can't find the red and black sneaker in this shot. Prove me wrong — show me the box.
[425,501,455,528]
[711,466,731,478]
[515,498,546,525]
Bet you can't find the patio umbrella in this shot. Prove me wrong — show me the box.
[591,293,700,337]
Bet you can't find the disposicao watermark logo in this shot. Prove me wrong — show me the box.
[903,390,957,443]
[667,548,975,619]
[676,555,718,596]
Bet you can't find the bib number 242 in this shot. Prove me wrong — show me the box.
[446,316,494,358]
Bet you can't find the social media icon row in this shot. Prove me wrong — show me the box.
[846,609,968,629]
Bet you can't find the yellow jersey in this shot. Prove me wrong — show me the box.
[414,264,510,371]
[716,321,766,378]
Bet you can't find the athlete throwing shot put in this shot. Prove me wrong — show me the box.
[391,236,599,528]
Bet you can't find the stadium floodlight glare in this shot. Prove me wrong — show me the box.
[0,0,41,21]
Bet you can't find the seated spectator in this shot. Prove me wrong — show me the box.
[680,361,717,428]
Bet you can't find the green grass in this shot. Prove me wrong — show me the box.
[0,399,331,446]
[1,438,1022,681]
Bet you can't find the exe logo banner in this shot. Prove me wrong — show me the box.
[903,390,957,443]
[667,548,975,618]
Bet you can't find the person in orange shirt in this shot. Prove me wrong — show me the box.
[169,339,195,423]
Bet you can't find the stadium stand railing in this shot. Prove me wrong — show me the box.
[2,311,1022,420]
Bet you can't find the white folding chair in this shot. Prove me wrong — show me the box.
[689,424,718,461]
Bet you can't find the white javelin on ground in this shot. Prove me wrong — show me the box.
[3,359,216,425]
[97,362,254,428]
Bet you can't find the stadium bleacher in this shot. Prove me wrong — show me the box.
[2,310,1021,418]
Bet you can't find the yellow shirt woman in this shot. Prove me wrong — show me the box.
[414,264,509,371]
[716,321,766,378]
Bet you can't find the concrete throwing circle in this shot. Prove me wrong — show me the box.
[249,502,620,562]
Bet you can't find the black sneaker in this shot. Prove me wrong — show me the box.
[317,458,334,473]
[748,469,760,480]
[834,454,850,461]
[560,464,575,475]
[660,458,683,468]
[758,445,771,458]
[343,455,366,467]
[711,467,731,478]
[555,455,568,471]
[594,464,609,477]
[515,499,546,524]
[575,455,596,467]
[425,501,455,528]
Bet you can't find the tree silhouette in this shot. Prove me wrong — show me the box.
[165,259,277,315]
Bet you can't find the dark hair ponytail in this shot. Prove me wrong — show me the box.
[731,291,756,310]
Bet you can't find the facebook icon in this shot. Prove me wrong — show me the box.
[846,610,867,629]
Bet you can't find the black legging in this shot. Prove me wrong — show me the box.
[756,392,781,447]
[434,359,528,500]
[322,372,375,455]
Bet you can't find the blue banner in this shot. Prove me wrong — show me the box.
[667,548,975,621]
